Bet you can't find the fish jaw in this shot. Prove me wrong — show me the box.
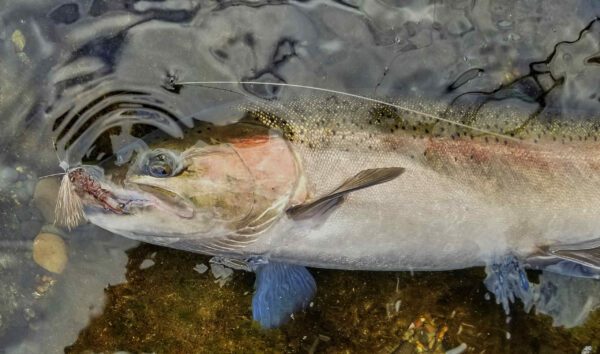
[123,176,196,219]
[82,183,208,241]
[69,165,201,239]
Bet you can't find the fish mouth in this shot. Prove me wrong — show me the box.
[126,181,196,219]
[70,165,195,219]
[82,180,195,219]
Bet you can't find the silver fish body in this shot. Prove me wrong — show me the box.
[81,94,600,272]
[77,93,600,328]
[244,136,600,271]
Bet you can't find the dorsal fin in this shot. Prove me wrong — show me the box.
[287,167,405,220]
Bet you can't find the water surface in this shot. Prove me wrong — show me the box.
[0,0,599,352]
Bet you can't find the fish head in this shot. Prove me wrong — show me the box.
[83,123,307,245]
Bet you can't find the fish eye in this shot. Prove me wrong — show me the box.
[142,150,180,178]
[149,160,171,177]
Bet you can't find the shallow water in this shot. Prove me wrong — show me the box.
[0,0,599,352]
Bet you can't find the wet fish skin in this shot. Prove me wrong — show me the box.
[82,95,600,272]
[231,99,600,271]
[74,93,600,327]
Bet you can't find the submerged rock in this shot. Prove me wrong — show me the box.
[33,177,61,223]
[32,233,67,274]
[0,166,19,190]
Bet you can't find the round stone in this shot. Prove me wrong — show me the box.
[32,233,68,274]
[33,177,61,222]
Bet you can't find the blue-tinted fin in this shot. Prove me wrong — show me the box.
[543,260,600,280]
[484,256,534,314]
[535,270,600,327]
[252,262,316,328]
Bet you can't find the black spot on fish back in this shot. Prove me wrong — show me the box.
[244,110,297,141]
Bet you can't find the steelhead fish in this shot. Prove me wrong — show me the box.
[62,83,600,327]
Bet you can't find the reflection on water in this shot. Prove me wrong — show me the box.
[0,0,599,352]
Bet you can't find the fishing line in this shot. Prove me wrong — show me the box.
[174,81,524,143]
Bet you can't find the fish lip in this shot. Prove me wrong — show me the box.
[83,186,148,215]
[121,181,196,219]
[83,182,195,219]
[70,166,135,215]
[70,165,194,219]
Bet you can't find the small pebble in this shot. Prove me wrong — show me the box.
[0,166,19,189]
[14,180,35,202]
[0,253,20,269]
[32,233,68,274]
[318,334,331,342]
[446,343,468,354]
[210,263,233,287]
[33,275,56,298]
[23,307,35,321]
[139,259,155,270]
[496,20,513,29]
[193,263,208,274]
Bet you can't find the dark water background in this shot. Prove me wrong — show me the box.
[0,0,600,352]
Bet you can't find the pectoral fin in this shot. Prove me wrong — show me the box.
[252,262,316,328]
[287,167,405,220]
[544,238,600,271]
[484,256,533,315]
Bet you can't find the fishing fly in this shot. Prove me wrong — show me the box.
[54,166,128,230]
[54,167,86,231]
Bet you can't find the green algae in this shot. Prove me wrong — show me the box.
[65,244,599,353]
